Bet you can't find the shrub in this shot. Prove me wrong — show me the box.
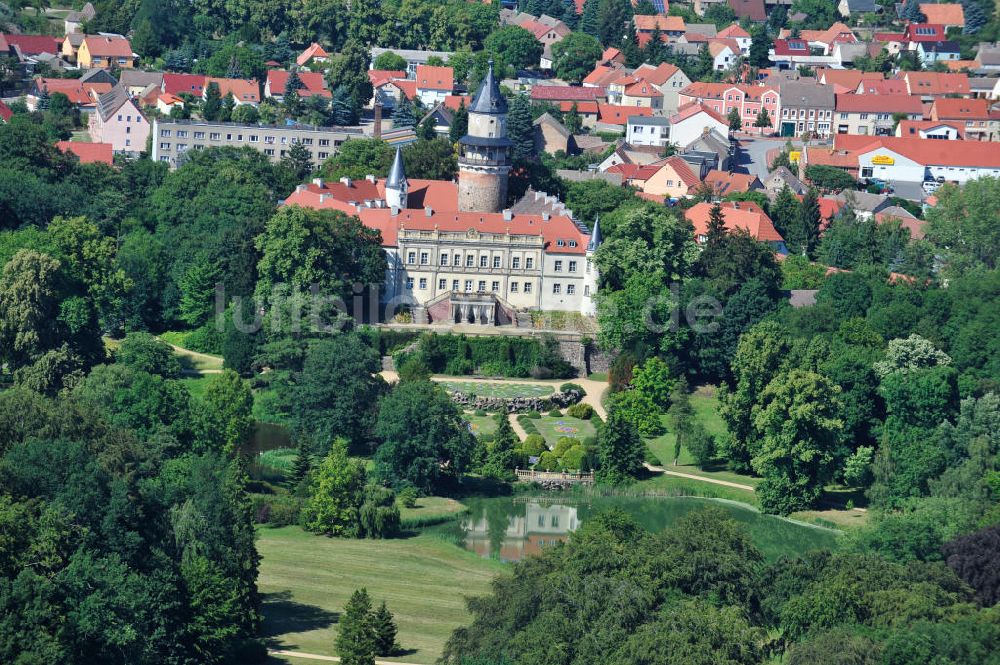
[687,423,716,469]
[517,415,538,434]
[183,322,224,354]
[548,408,563,417]
[520,434,547,456]
[478,361,505,377]
[561,446,587,471]
[553,437,579,457]
[537,451,560,471]
[445,357,474,375]
[396,486,418,508]
[251,493,301,527]
[359,485,401,538]
[566,403,593,419]
[560,382,586,397]
[473,409,488,417]
[478,433,495,444]
[582,435,597,448]
[527,411,543,419]
[644,446,662,467]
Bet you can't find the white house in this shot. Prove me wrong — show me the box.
[857,136,1000,184]
[626,115,670,148]
[668,102,729,149]
[414,65,453,107]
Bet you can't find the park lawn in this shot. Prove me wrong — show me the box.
[180,375,213,400]
[438,380,553,399]
[463,412,498,437]
[258,525,504,664]
[531,415,598,447]
[159,331,225,372]
[632,472,760,506]
[399,496,469,528]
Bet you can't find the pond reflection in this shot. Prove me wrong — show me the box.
[463,500,581,562]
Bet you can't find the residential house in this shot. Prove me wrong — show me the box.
[29,76,111,112]
[685,24,719,40]
[778,80,836,138]
[296,42,329,67]
[904,23,948,46]
[162,73,207,98]
[509,12,571,67]
[728,0,767,21]
[895,119,965,139]
[818,69,884,93]
[856,78,909,95]
[264,70,330,101]
[632,62,691,113]
[834,133,1000,183]
[626,115,671,148]
[686,200,786,251]
[703,169,763,196]
[61,33,84,62]
[639,156,703,198]
[530,85,606,105]
[838,0,878,17]
[369,69,407,110]
[831,189,892,218]
[919,3,965,30]
[420,103,454,137]
[156,93,184,115]
[369,47,453,77]
[929,97,998,140]
[0,33,61,76]
[600,46,625,66]
[55,140,113,165]
[718,24,752,54]
[668,102,729,148]
[902,71,971,98]
[834,94,923,135]
[64,2,95,34]
[974,43,1000,71]
[683,130,733,172]
[694,0,729,16]
[595,103,654,129]
[770,38,814,68]
[583,64,626,88]
[88,85,149,155]
[619,77,666,110]
[414,65,453,106]
[916,40,961,65]
[559,100,599,128]
[708,38,742,71]
[634,15,686,47]
[120,70,164,98]
[78,35,135,69]
[779,22,858,55]
[763,165,807,198]
[875,205,926,239]
[534,112,575,155]
[204,78,261,105]
[677,82,779,135]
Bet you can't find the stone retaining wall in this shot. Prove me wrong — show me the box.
[450,389,583,413]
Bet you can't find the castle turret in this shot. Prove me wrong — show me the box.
[385,146,408,210]
[581,215,601,316]
[458,60,512,213]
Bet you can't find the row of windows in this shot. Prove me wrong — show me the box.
[159,128,332,147]
[159,144,327,161]
[402,277,589,297]
[782,108,833,119]
[406,251,550,270]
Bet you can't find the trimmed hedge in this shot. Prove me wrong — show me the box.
[394,332,575,379]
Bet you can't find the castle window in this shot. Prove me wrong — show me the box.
[552,283,561,294]
[407,251,416,264]
[554,260,563,272]
[419,278,427,289]
[493,256,501,268]
[524,282,532,293]
[406,277,414,289]
[491,281,499,292]
[420,252,429,265]
[512,256,521,269]
[441,253,448,265]
[525,257,534,269]
[478,280,486,291]
[452,279,460,290]
[584,285,590,296]
[439,278,447,290]
[465,280,473,292]
[567,284,576,295]
[466,255,474,267]
[510,282,519,293]
[569,261,577,272]
[480,255,488,268]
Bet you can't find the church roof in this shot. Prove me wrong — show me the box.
[386,147,406,189]
[468,60,507,115]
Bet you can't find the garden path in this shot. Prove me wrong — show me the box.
[269,649,423,664]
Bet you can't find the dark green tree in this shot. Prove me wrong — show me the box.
[597,405,645,484]
[506,94,535,162]
[449,100,468,142]
[371,601,398,657]
[336,588,376,665]
[202,81,223,121]
[392,99,417,128]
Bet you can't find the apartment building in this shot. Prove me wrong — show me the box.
[833,94,924,135]
[151,119,364,168]
[778,80,835,138]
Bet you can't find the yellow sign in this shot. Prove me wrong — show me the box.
[789,150,801,163]
[871,154,895,165]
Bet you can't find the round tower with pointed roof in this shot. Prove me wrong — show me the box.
[458,60,512,213]
[581,214,601,316]
[385,146,408,210]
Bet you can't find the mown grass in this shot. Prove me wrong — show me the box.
[258,525,504,664]
[529,415,598,447]
[180,375,213,400]
[463,413,498,437]
[399,496,469,529]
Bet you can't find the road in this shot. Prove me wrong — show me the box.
[733,136,798,180]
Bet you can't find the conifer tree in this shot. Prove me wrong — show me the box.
[371,601,398,657]
[667,376,693,465]
[392,99,417,128]
[36,84,50,111]
[506,94,535,162]
[561,0,579,28]
[449,100,468,142]
[580,0,600,37]
[706,201,727,245]
[336,588,376,665]
[962,0,986,34]
[727,106,742,131]
[202,82,222,121]
[331,86,358,125]
[597,406,645,485]
[291,444,312,484]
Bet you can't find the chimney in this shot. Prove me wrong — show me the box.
[425,206,433,217]
[374,102,383,140]
[319,193,328,203]
[391,206,400,216]
[542,212,550,221]
[503,209,512,221]
[312,177,323,187]
[295,184,306,192]
[366,174,376,183]
[340,176,352,187]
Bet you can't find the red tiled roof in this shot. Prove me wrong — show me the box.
[728,0,766,21]
[597,103,653,124]
[623,78,661,98]
[518,19,554,40]
[835,93,924,114]
[296,42,329,67]
[856,79,908,95]
[708,38,742,57]
[559,100,599,114]
[805,145,863,169]
[703,169,760,195]
[0,33,59,55]
[633,62,682,86]
[56,140,114,165]
[266,70,330,97]
[369,69,406,88]
[669,101,727,125]
[162,73,207,97]
[919,3,964,26]
[931,97,990,120]
[443,94,472,111]
[679,81,777,102]
[35,77,99,105]
[601,47,622,63]
[876,208,926,239]
[772,38,809,55]
[943,59,977,71]
[390,79,417,100]
[205,77,260,103]
[897,119,965,138]
[607,162,663,181]
[530,85,605,101]
[874,31,906,42]
[634,15,685,32]
[661,155,700,188]
[841,134,1000,168]
[904,71,970,96]
[0,100,13,122]
[904,23,946,42]
[819,69,883,90]
[82,35,133,58]
[415,65,454,92]
[583,65,625,87]
[686,201,784,242]
[718,23,751,38]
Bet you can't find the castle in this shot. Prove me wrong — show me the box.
[283,62,600,324]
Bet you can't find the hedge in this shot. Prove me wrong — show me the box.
[394,332,576,379]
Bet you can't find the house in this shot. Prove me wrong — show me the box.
[694,0,729,16]
[370,70,408,110]
[875,205,926,239]
[703,169,763,196]
[686,200,786,251]
[818,69,884,93]
[668,102,729,148]
[620,77,666,110]
[534,112,575,155]
[61,32,84,62]
[0,33,61,74]
[88,85,149,156]
[595,103,653,129]
[369,47,453,77]
[708,39,742,71]
[626,115,671,148]
[264,70,330,100]
[583,64,626,88]
[120,70,164,98]
[835,133,1000,183]
[834,94,923,135]
[677,82,779,135]
[156,93,184,115]
[778,80,836,138]
[559,100,599,128]
[771,38,813,68]
[56,140,113,165]
[641,156,703,198]
[831,189,893,218]
[895,119,965,139]
[685,24,719,40]
[64,2,95,34]
[600,46,625,66]
[902,71,971,98]
[634,15,686,47]
[718,24,752,54]
[29,76,111,111]
[162,73,207,98]
[904,23,947,43]
[779,22,858,54]
[509,12,572,60]
[916,40,961,65]
[530,85,605,104]
[420,103,455,137]
[763,165,807,198]
[683,130,733,172]
[78,35,135,69]
[838,0,878,16]
[919,3,965,30]
[728,0,766,21]
[203,78,260,105]
[632,62,691,113]
[974,43,1000,71]
[856,78,908,95]
[296,42,329,67]
[929,97,998,141]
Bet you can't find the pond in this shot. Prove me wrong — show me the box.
[430,495,839,563]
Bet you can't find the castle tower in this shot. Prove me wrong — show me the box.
[581,215,601,316]
[385,146,408,210]
[458,60,512,213]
